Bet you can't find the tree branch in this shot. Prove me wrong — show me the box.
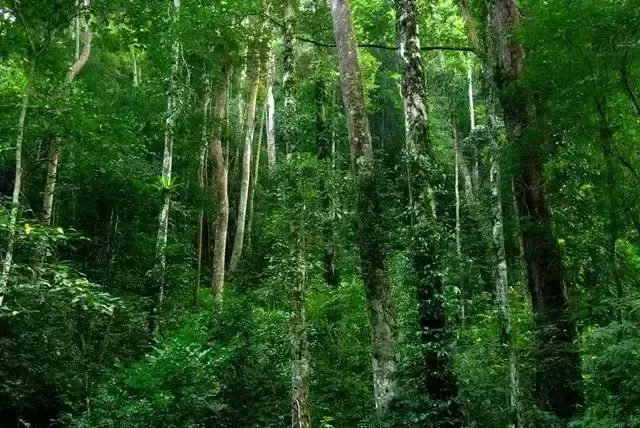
[296,36,473,53]
[262,12,473,53]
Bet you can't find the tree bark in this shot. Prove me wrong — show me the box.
[266,46,277,172]
[284,2,311,427]
[246,101,264,250]
[42,1,93,227]
[42,136,61,226]
[195,81,212,307]
[210,76,230,308]
[150,0,181,336]
[331,0,397,416]
[396,0,462,425]
[0,61,35,308]
[596,102,622,300]
[317,78,339,286]
[485,0,583,420]
[489,127,522,427]
[229,48,261,274]
[467,60,476,130]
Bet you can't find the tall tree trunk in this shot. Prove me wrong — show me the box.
[596,102,622,300]
[331,0,397,416]
[195,80,212,307]
[42,1,93,226]
[467,59,476,130]
[246,101,264,250]
[150,0,181,336]
[42,136,61,226]
[317,78,339,286]
[266,45,277,172]
[489,127,522,427]
[284,2,311,427]
[229,49,260,274]
[210,75,230,308]
[0,61,35,308]
[454,119,462,257]
[485,0,583,420]
[132,46,139,87]
[396,0,462,425]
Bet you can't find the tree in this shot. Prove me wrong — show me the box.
[150,0,182,336]
[210,70,230,307]
[395,0,463,425]
[283,1,311,426]
[331,0,397,416]
[484,0,583,420]
[229,22,262,274]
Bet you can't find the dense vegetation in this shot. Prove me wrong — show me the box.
[1,0,639,427]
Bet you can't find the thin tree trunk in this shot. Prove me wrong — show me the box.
[266,45,277,172]
[317,78,338,286]
[454,119,462,257]
[596,103,622,300]
[396,0,462,424]
[195,81,212,307]
[0,61,34,308]
[42,3,93,226]
[284,2,311,427]
[467,59,476,130]
[332,0,397,416]
[42,136,61,226]
[150,0,181,336]
[229,51,260,274]
[210,76,230,308]
[246,101,265,250]
[485,0,583,420]
[489,127,522,427]
[132,46,139,88]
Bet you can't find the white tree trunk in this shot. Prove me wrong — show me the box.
[454,120,462,257]
[229,54,260,274]
[41,2,93,227]
[246,101,265,250]
[490,132,522,428]
[210,80,230,308]
[132,46,139,87]
[0,62,34,308]
[42,136,61,226]
[151,0,181,335]
[468,59,476,131]
[266,46,277,172]
[195,81,211,306]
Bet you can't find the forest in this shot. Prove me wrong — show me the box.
[0,0,639,427]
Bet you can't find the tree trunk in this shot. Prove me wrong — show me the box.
[229,51,260,274]
[485,0,583,420]
[489,127,522,427]
[195,81,212,307]
[396,0,462,425]
[246,101,264,250]
[454,120,462,257]
[132,46,139,87]
[210,76,230,308]
[467,60,476,130]
[284,2,311,427]
[317,78,339,286]
[331,0,397,416]
[595,102,621,300]
[0,61,34,308]
[42,136,61,226]
[42,2,93,226]
[150,0,181,336]
[266,46,277,172]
